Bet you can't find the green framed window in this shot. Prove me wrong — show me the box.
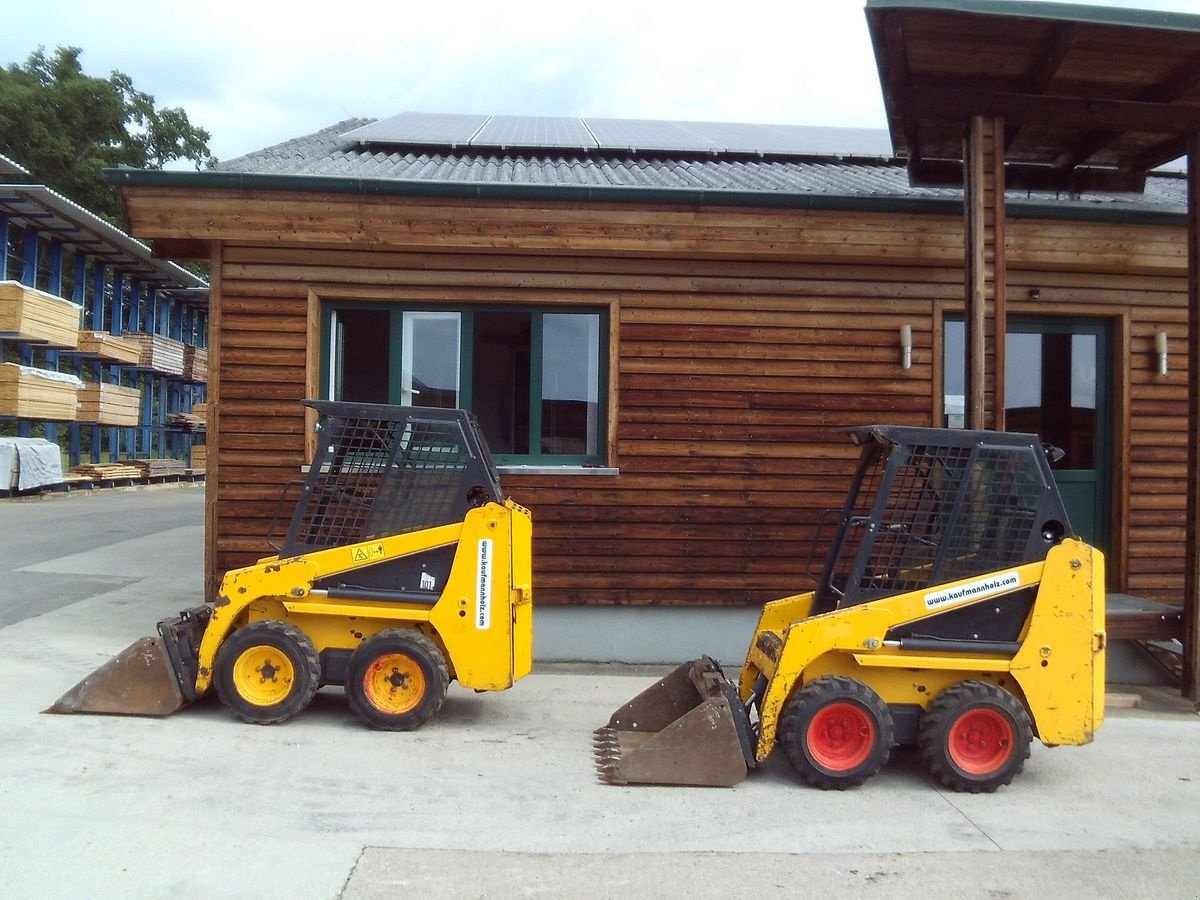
[324,304,606,465]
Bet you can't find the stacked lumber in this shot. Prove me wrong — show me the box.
[71,462,142,480]
[76,331,142,365]
[0,364,81,420]
[167,411,206,432]
[0,281,80,348]
[78,382,141,426]
[190,445,207,470]
[168,400,207,432]
[183,346,208,382]
[126,332,186,376]
[127,457,187,477]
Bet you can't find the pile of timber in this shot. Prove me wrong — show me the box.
[170,401,207,432]
[190,445,207,470]
[127,457,188,477]
[126,332,186,376]
[183,346,208,382]
[71,462,142,480]
[76,331,142,365]
[0,364,81,420]
[167,411,206,431]
[0,281,80,348]
[78,382,141,427]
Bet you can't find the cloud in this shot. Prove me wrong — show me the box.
[5,0,1198,160]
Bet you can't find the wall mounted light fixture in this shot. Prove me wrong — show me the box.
[900,324,913,369]
[1156,330,1169,376]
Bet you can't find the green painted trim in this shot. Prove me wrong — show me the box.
[388,309,404,404]
[865,0,1200,33]
[529,313,544,456]
[458,312,474,410]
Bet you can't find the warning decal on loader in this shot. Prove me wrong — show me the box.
[924,571,1020,610]
[476,538,493,629]
[351,543,386,564]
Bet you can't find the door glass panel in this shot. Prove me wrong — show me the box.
[401,312,460,407]
[1005,332,1096,469]
[541,313,600,456]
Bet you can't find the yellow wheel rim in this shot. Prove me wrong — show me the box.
[363,653,425,715]
[231,645,296,707]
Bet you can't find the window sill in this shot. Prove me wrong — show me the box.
[498,465,620,477]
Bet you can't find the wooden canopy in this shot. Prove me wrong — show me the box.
[867,0,1200,192]
[865,0,1200,702]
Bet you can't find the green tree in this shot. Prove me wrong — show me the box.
[0,46,215,225]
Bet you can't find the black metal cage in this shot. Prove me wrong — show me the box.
[277,402,504,558]
[813,426,1071,611]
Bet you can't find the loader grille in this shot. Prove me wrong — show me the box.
[821,427,1065,607]
[281,403,503,556]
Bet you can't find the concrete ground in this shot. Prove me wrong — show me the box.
[0,485,1198,899]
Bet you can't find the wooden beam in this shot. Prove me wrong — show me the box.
[992,118,1007,433]
[906,86,1200,134]
[1185,134,1200,704]
[151,238,212,260]
[1124,136,1188,176]
[964,117,987,430]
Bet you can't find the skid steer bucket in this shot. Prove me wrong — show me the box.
[45,637,185,716]
[592,657,755,787]
[45,606,208,717]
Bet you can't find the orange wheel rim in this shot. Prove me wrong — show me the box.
[948,708,1014,775]
[363,652,425,715]
[806,702,875,771]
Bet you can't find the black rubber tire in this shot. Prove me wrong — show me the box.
[918,681,1033,793]
[345,629,449,731]
[779,675,894,790]
[213,620,321,725]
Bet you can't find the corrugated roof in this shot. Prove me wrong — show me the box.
[215,115,1187,218]
[0,154,30,178]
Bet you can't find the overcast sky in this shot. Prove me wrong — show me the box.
[4,0,1199,164]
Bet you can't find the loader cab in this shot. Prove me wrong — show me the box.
[809,425,1072,618]
[278,401,505,559]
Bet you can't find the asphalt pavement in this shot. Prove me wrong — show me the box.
[0,485,1198,899]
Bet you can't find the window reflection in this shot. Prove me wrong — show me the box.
[943,320,1097,468]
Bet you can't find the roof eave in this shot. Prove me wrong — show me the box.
[104,167,1186,227]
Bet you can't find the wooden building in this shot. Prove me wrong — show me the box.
[110,1,1200,674]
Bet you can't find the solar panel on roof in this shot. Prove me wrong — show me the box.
[677,121,895,157]
[340,112,896,159]
[584,118,723,154]
[473,116,596,150]
[341,112,489,147]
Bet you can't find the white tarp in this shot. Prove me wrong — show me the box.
[14,365,83,387]
[0,437,64,490]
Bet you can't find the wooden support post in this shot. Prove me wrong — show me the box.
[1184,134,1200,704]
[963,116,1006,429]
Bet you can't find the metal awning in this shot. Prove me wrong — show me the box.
[0,184,207,292]
[866,0,1200,191]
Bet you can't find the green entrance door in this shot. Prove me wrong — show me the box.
[1004,318,1110,554]
[944,317,1111,554]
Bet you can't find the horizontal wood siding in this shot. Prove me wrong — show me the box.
[121,189,1189,608]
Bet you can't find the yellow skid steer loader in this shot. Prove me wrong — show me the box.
[596,425,1105,792]
[49,401,533,730]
